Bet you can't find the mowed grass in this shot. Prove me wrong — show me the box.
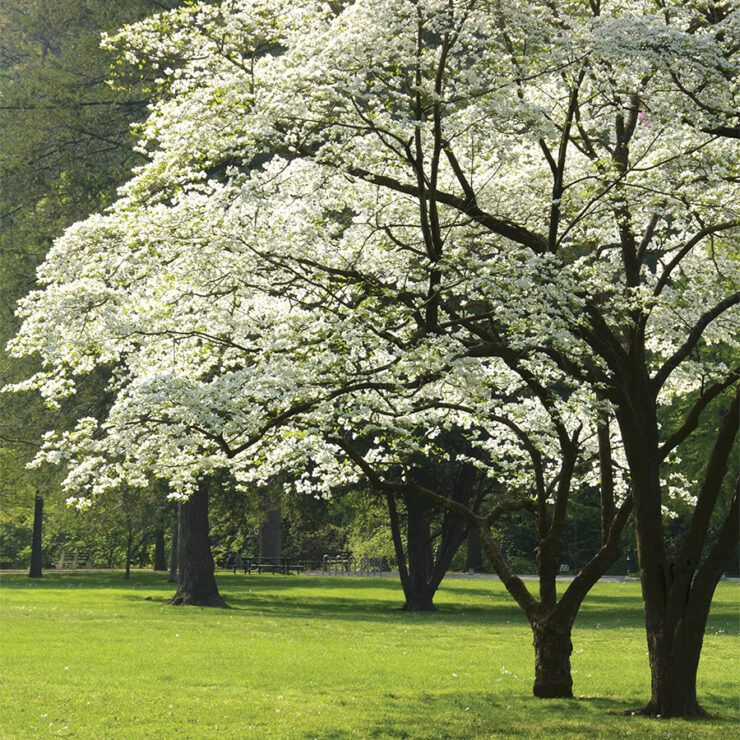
[0,572,737,739]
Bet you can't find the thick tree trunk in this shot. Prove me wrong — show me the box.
[617,380,739,716]
[636,488,738,716]
[168,479,228,607]
[637,617,706,716]
[153,520,167,571]
[531,614,574,698]
[403,494,436,611]
[28,493,43,578]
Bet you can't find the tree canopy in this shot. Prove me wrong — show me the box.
[6,0,739,716]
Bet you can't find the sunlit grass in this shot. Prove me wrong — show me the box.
[1,572,737,738]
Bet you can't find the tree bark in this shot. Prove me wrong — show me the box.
[618,380,739,716]
[168,479,228,607]
[636,616,706,716]
[28,493,43,578]
[403,493,436,611]
[531,613,574,698]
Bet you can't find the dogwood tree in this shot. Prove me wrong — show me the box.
[7,0,739,716]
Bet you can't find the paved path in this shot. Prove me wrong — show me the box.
[305,571,739,582]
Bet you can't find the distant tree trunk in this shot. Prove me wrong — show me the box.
[387,465,473,611]
[124,510,134,580]
[465,529,483,572]
[259,490,282,560]
[28,493,43,578]
[153,520,167,571]
[168,479,227,607]
[167,508,178,583]
[125,533,133,580]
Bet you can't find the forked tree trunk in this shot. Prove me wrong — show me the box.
[470,503,630,700]
[619,381,739,717]
[334,436,630,700]
[387,491,468,611]
[168,478,228,607]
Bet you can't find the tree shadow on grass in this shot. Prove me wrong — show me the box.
[126,589,530,626]
[0,571,160,590]
[293,691,662,740]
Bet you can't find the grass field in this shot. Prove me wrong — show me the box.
[0,572,737,738]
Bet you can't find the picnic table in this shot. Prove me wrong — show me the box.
[224,555,304,575]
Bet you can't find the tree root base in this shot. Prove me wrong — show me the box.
[533,686,574,699]
[620,703,709,719]
[167,593,229,608]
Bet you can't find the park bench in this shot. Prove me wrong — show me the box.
[0,553,12,570]
[249,557,305,574]
[224,555,304,574]
[223,553,250,574]
[54,551,91,569]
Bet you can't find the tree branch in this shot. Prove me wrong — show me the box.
[653,220,740,298]
[659,369,740,461]
[346,166,549,253]
[652,292,740,393]
[680,382,739,568]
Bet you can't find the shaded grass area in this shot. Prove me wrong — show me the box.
[1,572,737,738]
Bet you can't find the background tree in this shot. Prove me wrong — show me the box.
[0,0,180,569]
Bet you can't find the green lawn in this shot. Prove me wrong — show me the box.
[1,572,737,738]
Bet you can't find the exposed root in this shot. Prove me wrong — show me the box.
[167,592,229,608]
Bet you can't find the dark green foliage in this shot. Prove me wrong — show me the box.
[0,0,178,569]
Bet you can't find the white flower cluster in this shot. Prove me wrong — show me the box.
[5,0,737,516]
